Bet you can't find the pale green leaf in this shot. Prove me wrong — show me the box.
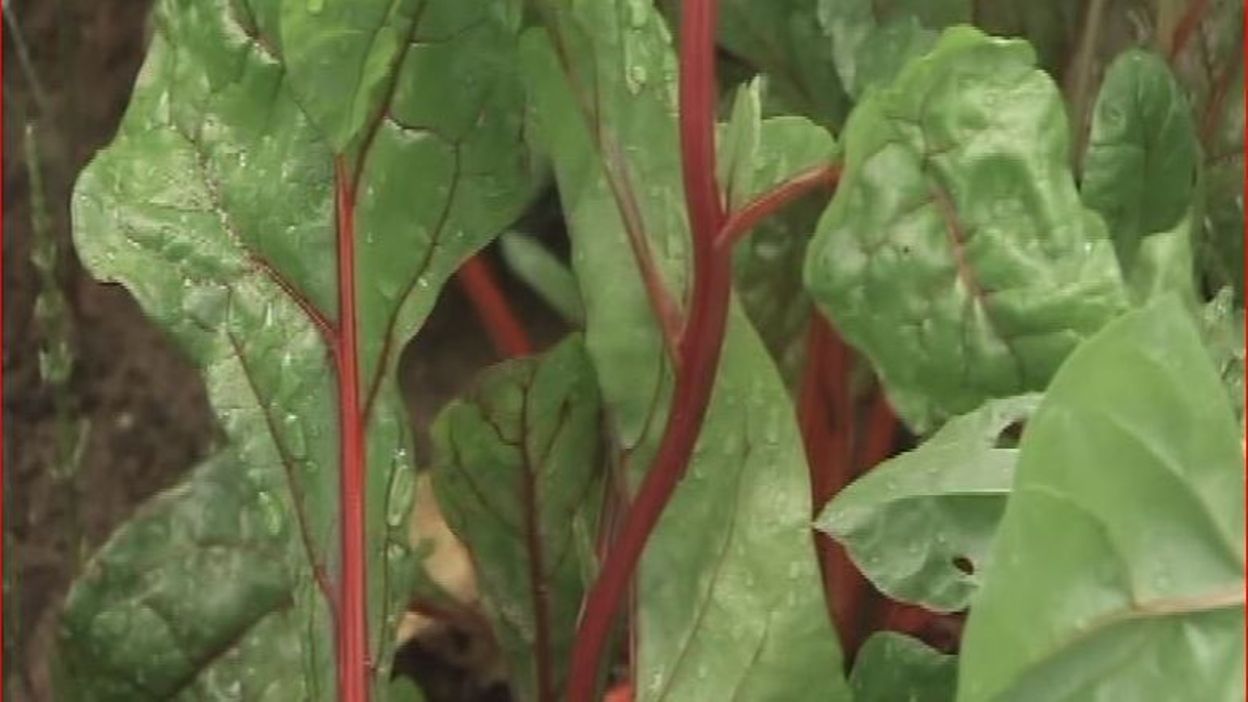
[818,396,1039,612]
[958,296,1245,702]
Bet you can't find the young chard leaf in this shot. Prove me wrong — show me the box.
[57,451,307,700]
[850,631,958,702]
[958,296,1246,701]
[522,1,850,699]
[720,81,838,388]
[804,27,1128,433]
[816,395,1040,613]
[430,336,604,702]
[66,0,536,695]
[1080,49,1199,273]
[499,233,587,326]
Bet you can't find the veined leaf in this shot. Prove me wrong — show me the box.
[521,1,850,699]
[721,81,838,388]
[817,396,1039,613]
[850,632,957,702]
[1081,49,1199,271]
[818,0,970,100]
[56,451,307,700]
[67,0,536,695]
[804,27,1128,433]
[958,296,1246,701]
[430,336,604,702]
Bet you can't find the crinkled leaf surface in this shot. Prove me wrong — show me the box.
[720,82,838,388]
[817,395,1039,613]
[818,0,969,101]
[67,0,535,695]
[521,1,849,699]
[430,336,603,702]
[804,27,1128,433]
[1200,288,1245,422]
[958,297,1246,702]
[57,451,306,700]
[850,632,957,702]
[1080,49,1199,271]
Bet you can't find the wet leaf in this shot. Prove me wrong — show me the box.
[522,1,850,698]
[430,336,604,702]
[958,296,1246,701]
[721,81,838,388]
[57,451,308,700]
[67,0,536,695]
[817,396,1039,612]
[804,27,1128,432]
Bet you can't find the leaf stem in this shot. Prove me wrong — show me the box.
[457,254,534,358]
[714,164,841,253]
[565,1,731,698]
[334,157,371,702]
[1167,0,1210,61]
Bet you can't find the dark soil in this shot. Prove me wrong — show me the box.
[2,2,561,699]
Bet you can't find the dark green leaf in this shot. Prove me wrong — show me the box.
[522,1,850,698]
[851,632,958,702]
[817,396,1038,612]
[68,0,536,694]
[430,336,604,702]
[804,27,1128,432]
[958,296,1245,701]
[1081,49,1199,271]
[973,0,1081,73]
[57,451,308,700]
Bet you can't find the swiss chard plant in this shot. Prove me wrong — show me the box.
[55,0,1244,701]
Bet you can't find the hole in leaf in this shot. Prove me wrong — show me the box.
[994,420,1025,448]
[952,555,975,575]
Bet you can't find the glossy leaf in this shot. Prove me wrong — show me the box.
[67,0,535,695]
[804,27,1129,432]
[430,336,604,702]
[958,297,1246,701]
[57,451,307,700]
[817,395,1039,612]
[850,632,957,702]
[1081,49,1199,271]
[521,1,850,699]
[721,82,838,387]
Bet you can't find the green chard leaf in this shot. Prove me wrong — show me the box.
[817,395,1040,613]
[661,0,852,125]
[850,632,958,702]
[522,1,849,699]
[958,296,1246,702]
[973,0,1081,74]
[499,232,586,326]
[56,451,307,700]
[804,27,1129,433]
[1200,288,1245,423]
[818,0,970,101]
[430,336,604,702]
[65,0,536,696]
[721,81,838,388]
[1080,49,1199,273]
